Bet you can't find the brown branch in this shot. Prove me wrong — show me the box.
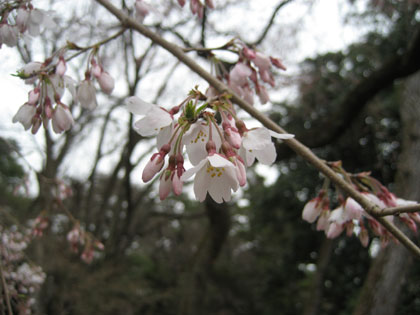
[378,204,420,217]
[94,0,420,259]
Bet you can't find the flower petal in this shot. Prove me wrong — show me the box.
[126,96,153,115]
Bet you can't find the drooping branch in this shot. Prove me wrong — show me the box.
[94,0,420,259]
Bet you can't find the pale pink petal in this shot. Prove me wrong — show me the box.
[302,199,321,223]
[126,96,153,115]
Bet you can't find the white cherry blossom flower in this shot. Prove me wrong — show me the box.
[0,24,18,47]
[239,127,294,166]
[183,122,221,165]
[326,206,346,238]
[343,197,364,220]
[77,80,97,110]
[181,154,239,203]
[12,103,36,130]
[126,96,172,137]
[51,105,74,133]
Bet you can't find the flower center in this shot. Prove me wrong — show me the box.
[206,165,225,178]
[191,130,207,144]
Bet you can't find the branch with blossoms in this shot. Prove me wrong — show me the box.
[94,0,420,258]
[302,164,420,248]
[5,0,420,258]
[11,32,120,134]
[30,177,105,264]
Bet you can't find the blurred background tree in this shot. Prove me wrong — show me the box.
[1,0,420,314]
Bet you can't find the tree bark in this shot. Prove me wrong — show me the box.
[352,71,420,315]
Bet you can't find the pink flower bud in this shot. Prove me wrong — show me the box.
[257,85,270,104]
[31,115,42,134]
[52,104,74,133]
[97,71,115,95]
[259,69,275,87]
[253,52,271,71]
[56,57,67,76]
[44,97,53,119]
[159,172,172,200]
[235,159,247,187]
[242,46,256,60]
[91,62,102,78]
[206,140,217,154]
[326,222,344,239]
[302,199,321,223]
[223,122,242,149]
[28,88,40,105]
[172,173,183,196]
[81,247,94,264]
[142,153,165,182]
[135,0,150,22]
[0,24,18,47]
[270,56,287,71]
[77,80,97,110]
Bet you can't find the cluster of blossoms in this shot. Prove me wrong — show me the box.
[0,0,55,48]
[0,225,46,314]
[127,88,294,203]
[12,50,114,134]
[30,179,104,264]
[302,171,420,248]
[212,41,287,105]
[66,224,105,264]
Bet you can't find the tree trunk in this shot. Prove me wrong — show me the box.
[352,71,420,315]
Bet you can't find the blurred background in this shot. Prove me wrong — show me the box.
[1,0,420,314]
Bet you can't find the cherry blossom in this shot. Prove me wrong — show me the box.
[302,198,323,223]
[239,127,294,166]
[51,104,74,133]
[182,153,239,203]
[0,24,18,47]
[97,71,115,95]
[184,122,222,165]
[126,96,173,137]
[77,79,98,110]
[12,103,36,130]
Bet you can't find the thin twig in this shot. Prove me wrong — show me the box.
[250,0,293,46]
[94,0,420,259]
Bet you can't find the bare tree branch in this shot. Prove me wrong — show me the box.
[250,0,293,46]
